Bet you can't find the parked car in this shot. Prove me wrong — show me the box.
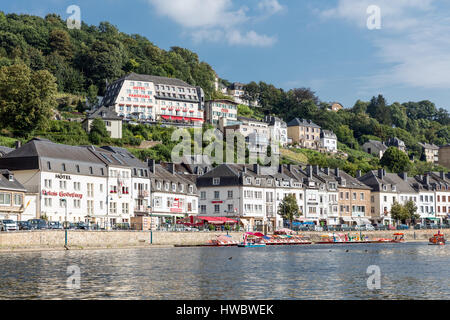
[28,219,48,230]
[48,221,63,230]
[396,224,410,230]
[339,224,352,231]
[414,224,425,230]
[0,220,19,232]
[356,224,375,231]
[113,223,130,230]
[17,221,31,230]
[74,222,90,230]
[372,223,387,231]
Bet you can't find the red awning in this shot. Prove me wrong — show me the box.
[196,216,238,225]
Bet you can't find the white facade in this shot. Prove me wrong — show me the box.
[102,75,204,125]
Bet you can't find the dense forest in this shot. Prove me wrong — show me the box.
[0,12,216,98]
[0,11,449,176]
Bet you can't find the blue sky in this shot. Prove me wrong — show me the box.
[2,0,450,110]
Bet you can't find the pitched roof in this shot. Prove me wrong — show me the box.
[0,138,107,175]
[363,140,388,151]
[0,146,13,157]
[419,142,439,150]
[116,73,196,88]
[287,118,321,128]
[0,169,27,192]
[86,106,122,120]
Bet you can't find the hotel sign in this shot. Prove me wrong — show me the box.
[55,174,72,180]
[42,190,83,199]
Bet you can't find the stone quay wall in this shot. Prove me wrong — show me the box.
[0,229,441,251]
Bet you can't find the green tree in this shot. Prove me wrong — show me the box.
[380,147,410,173]
[89,118,110,145]
[404,200,419,224]
[0,63,57,136]
[278,194,300,229]
[390,202,409,224]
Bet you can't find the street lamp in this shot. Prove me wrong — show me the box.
[148,205,153,244]
[62,198,68,247]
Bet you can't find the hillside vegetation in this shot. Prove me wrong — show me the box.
[0,11,449,176]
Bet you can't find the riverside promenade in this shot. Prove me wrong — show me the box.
[0,229,439,252]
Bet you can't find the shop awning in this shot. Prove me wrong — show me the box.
[341,217,354,222]
[195,216,238,225]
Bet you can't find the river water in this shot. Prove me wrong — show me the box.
[0,243,449,300]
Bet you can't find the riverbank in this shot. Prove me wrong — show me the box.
[0,229,439,252]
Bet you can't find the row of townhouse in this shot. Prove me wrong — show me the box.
[196,164,372,231]
[197,164,450,231]
[358,169,450,225]
[0,139,198,229]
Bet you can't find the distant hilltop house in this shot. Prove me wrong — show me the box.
[320,130,338,153]
[419,143,439,164]
[385,137,407,153]
[362,137,407,159]
[438,144,450,169]
[329,102,344,112]
[287,118,321,150]
[82,106,123,139]
[362,140,388,159]
[264,115,288,147]
[204,99,239,127]
[215,78,259,107]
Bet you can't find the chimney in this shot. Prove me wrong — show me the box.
[253,163,260,175]
[15,141,21,149]
[335,167,340,178]
[147,159,155,174]
[440,171,446,180]
[287,164,292,172]
[307,165,313,177]
[278,164,283,174]
[399,172,408,181]
[424,174,430,185]
[313,165,319,175]
[356,170,362,178]
[168,163,175,174]
[378,168,385,179]
[243,166,247,174]
[324,167,330,176]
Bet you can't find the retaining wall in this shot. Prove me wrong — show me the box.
[0,229,440,251]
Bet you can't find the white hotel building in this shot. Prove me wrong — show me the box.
[0,139,154,228]
[101,73,205,126]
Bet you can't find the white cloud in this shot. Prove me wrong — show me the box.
[258,0,284,15]
[320,0,450,89]
[147,0,282,47]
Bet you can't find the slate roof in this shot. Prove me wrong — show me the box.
[0,138,107,176]
[0,169,27,192]
[116,73,196,88]
[419,142,439,150]
[86,106,122,120]
[0,146,13,157]
[363,140,388,152]
[287,118,321,128]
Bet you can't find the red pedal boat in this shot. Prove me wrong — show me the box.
[429,231,446,246]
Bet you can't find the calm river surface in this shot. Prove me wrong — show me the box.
[0,243,449,300]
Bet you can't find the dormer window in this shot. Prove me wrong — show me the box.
[165,183,169,191]
[392,185,397,192]
[246,178,252,184]
[255,179,261,185]
[8,174,13,182]
[213,178,220,185]
[383,185,387,191]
